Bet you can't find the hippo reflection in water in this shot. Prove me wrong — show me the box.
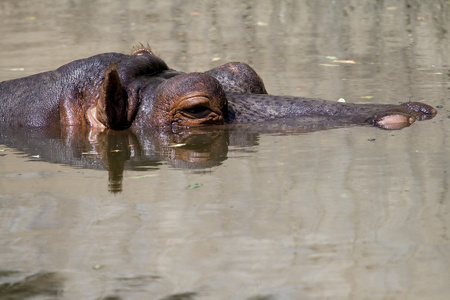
[0,47,437,131]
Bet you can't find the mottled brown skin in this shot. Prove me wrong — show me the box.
[0,48,437,131]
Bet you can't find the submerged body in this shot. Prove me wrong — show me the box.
[0,48,437,130]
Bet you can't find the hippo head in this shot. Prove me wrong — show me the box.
[71,48,437,132]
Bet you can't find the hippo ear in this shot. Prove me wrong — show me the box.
[96,64,128,129]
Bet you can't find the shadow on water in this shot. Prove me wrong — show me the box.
[0,269,200,300]
[1,117,369,193]
[159,292,198,300]
[0,270,63,299]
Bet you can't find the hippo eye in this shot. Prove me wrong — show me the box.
[181,106,212,118]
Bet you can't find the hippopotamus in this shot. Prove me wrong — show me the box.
[0,47,437,131]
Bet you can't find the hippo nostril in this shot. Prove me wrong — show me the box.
[431,107,438,115]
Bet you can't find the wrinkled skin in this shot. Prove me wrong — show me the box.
[0,48,437,131]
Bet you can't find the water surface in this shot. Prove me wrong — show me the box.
[1,1,449,299]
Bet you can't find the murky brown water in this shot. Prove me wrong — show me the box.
[1,1,449,299]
